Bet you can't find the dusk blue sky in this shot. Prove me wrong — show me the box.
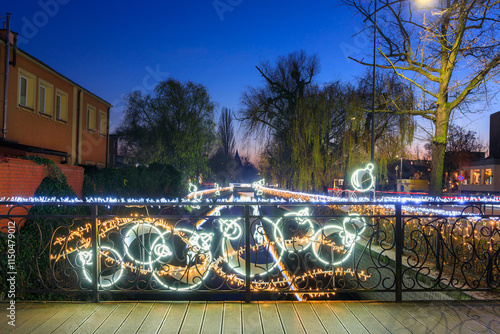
[3,0,498,158]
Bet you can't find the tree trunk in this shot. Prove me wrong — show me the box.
[429,108,450,197]
[430,140,446,196]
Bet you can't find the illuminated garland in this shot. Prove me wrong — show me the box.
[8,165,500,298]
[2,193,500,204]
[51,205,372,293]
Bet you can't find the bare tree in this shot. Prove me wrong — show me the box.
[218,108,236,158]
[239,50,320,139]
[447,125,487,153]
[239,50,320,188]
[342,0,500,195]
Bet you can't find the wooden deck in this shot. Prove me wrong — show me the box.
[1,300,500,333]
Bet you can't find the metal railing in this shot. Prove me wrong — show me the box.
[1,200,499,302]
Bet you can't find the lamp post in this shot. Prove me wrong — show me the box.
[395,155,403,179]
[400,156,403,180]
[370,0,377,200]
[370,1,377,166]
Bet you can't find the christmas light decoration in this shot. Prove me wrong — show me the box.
[52,205,372,294]
[351,163,375,192]
[8,168,499,298]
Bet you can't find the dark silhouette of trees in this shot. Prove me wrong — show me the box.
[240,50,320,188]
[209,108,240,185]
[218,108,236,158]
[116,79,217,180]
[243,52,415,191]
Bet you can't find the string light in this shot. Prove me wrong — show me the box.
[9,168,499,297]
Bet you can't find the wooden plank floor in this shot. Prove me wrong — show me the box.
[1,300,499,333]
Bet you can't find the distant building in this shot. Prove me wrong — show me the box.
[458,111,500,194]
[392,159,430,193]
[396,179,429,193]
[490,111,500,159]
[0,28,112,167]
[108,134,119,167]
[107,134,129,167]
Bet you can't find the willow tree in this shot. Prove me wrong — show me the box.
[240,50,320,188]
[117,79,217,180]
[350,71,416,181]
[289,82,347,191]
[342,0,500,195]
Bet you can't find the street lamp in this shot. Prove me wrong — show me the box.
[369,0,378,200]
[396,155,403,179]
[370,1,377,167]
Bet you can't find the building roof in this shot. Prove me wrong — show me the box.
[461,158,500,167]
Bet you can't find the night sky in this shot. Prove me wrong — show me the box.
[3,0,497,157]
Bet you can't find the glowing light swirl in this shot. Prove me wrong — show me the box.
[188,182,202,208]
[351,163,375,192]
[252,179,265,196]
[78,246,125,288]
[312,213,366,266]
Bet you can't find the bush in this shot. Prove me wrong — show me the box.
[83,163,183,199]
[1,157,91,300]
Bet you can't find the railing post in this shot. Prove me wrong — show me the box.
[244,204,251,303]
[91,204,100,303]
[395,203,403,302]
[435,224,441,272]
[487,234,494,287]
[374,216,380,246]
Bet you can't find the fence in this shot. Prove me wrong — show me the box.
[0,200,499,302]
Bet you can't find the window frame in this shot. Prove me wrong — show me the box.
[87,105,97,132]
[39,85,47,114]
[55,90,68,122]
[38,79,54,117]
[18,69,36,110]
[19,75,28,107]
[98,110,107,135]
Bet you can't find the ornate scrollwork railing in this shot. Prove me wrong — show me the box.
[1,200,499,301]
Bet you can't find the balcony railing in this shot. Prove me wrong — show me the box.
[1,200,499,302]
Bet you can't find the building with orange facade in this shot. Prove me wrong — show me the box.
[0,26,112,167]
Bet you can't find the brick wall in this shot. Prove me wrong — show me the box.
[0,158,84,229]
[0,157,84,199]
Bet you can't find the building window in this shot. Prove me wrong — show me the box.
[55,91,68,121]
[39,86,46,114]
[485,169,493,185]
[18,69,36,109]
[99,111,107,135]
[472,169,481,185]
[38,81,53,116]
[463,170,470,185]
[87,105,96,131]
[19,76,28,106]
